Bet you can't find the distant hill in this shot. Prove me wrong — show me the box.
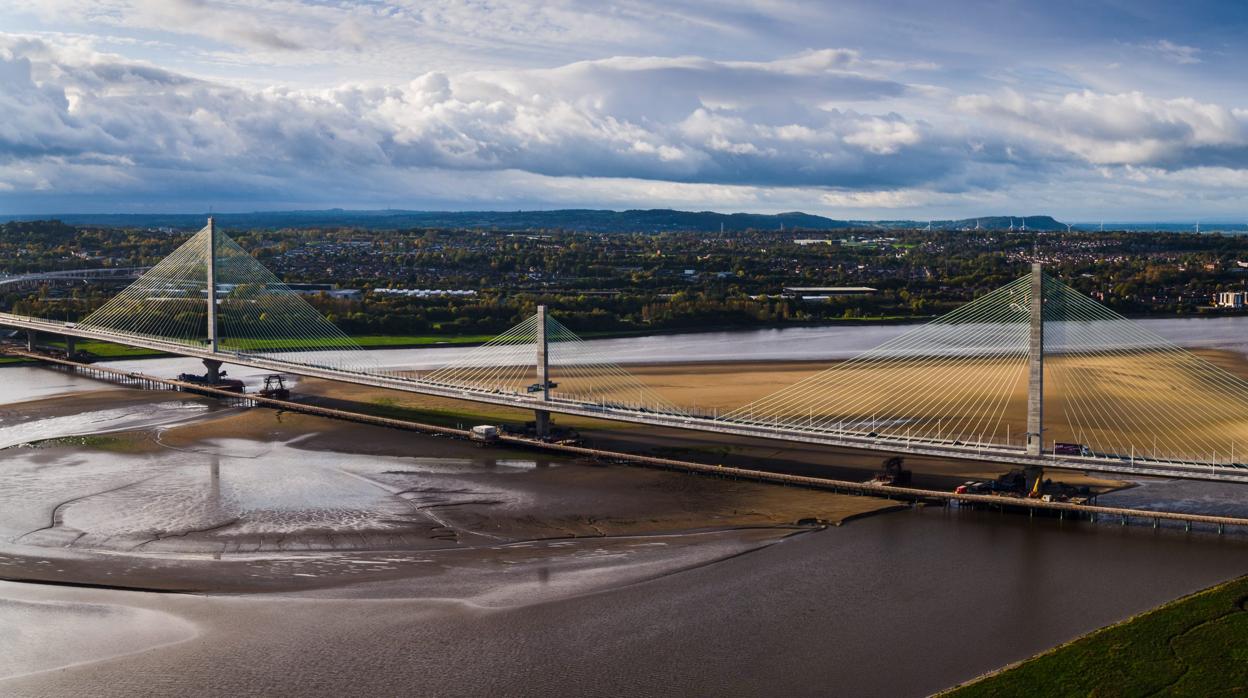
[0,208,1070,233]
[880,215,1067,231]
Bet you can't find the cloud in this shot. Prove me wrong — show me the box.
[955,89,1248,169]
[0,36,958,199]
[29,0,310,53]
[1147,39,1202,65]
[3,14,1248,219]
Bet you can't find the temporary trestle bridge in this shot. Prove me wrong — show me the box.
[5,220,1248,484]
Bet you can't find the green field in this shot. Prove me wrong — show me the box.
[946,575,1248,697]
[352,334,496,347]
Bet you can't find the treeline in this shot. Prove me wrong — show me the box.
[309,290,938,336]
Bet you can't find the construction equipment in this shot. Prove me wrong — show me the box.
[259,374,290,399]
[470,425,499,442]
[867,456,911,486]
[177,370,245,393]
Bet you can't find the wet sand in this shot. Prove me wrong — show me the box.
[0,389,901,593]
[0,390,218,451]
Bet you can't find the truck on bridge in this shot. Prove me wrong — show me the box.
[1054,442,1093,457]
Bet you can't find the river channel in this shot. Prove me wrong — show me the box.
[2,318,1247,695]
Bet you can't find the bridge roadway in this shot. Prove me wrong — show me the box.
[4,311,1248,485]
[0,267,149,287]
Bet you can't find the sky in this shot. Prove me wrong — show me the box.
[1,0,1247,221]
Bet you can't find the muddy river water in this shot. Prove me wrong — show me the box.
[2,320,1248,696]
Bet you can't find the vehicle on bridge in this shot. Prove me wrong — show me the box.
[1054,442,1092,457]
[526,380,558,393]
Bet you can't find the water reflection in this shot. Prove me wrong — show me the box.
[0,366,118,405]
[0,400,209,449]
[0,436,574,555]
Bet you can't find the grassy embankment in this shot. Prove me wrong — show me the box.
[946,575,1248,697]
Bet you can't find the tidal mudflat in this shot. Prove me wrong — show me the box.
[2,379,1247,696]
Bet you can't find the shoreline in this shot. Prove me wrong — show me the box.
[941,573,1248,696]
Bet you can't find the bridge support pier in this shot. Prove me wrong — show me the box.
[25,330,35,352]
[65,336,76,356]
[203,359,222,384]
[534,409,551,438]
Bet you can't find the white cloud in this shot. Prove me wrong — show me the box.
[3,5,1248,220]
[0,35,946,195]
[955,89,1248,168]
[1148,39,1202,65]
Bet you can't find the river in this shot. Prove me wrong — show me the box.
[15,312,1248,381]
[2,317,1248,695]
[370,314,1248,368]
[1,462,1245,696]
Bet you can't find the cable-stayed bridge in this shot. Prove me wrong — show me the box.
[5,219,1248,484]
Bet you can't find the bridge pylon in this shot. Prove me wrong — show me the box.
[1025,262,1044,455]
[534,304,552,437]
[1025,262,1045,488]
[206,217,219,353]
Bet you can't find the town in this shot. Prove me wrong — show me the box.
[6,219,1248,340]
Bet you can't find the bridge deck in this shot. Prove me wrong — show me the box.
[4,311,1248,484]
[12,348,1248,533]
